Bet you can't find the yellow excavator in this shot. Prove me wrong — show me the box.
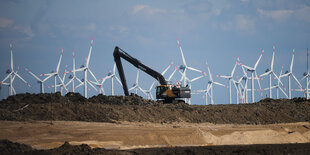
[113,46,191,103]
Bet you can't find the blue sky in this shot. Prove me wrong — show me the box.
[0,0,310,104]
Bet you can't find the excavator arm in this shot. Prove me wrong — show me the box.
[113,46,167,96]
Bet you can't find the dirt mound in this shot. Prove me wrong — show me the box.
[0,93,310,124]
[1,140,310,155]
[0,139,33,154]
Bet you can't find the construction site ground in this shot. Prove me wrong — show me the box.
[1,92,310,154]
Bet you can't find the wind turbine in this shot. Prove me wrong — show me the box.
[25,67,52,93]
[64,50,84,93]
[129,69,147,96]
[0,43,31,96]
[280,48,303,99]
[89,63,123,95]
[195,60,226,105]
[40,48,68,93]
[74,39,102,98]
[240,49,264,103]
[176,38,205,86]
[259,45,283,98]
[301,48,309,99]
[217,57,238,104]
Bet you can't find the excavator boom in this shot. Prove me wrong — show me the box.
[113,46,167,96]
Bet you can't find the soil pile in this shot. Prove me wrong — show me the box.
[0,93,310,124]
[1,140,310,155]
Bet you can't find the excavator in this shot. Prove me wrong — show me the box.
[113,46,191,103]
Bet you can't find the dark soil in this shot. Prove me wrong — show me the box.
[0,92,310,124]
[1,139,310,155]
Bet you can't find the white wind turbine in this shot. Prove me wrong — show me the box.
[129,69,147,96]
[263,65,288,99]
[0,43,31,96]
[231,76,244,104]
[217,57,238,104]
[301,48,309,99]
[25,67,52,93]
[46,65,69,95]
[74,39,102,98]
[64,50,84,93]
[237,57,250,103]
[40,48,68,93]
[240,49,264,103]
[259,45,283,98]
[195,60,226,105]
[176,38,205,86]
[89,63,123,95]
[280,48,303,99]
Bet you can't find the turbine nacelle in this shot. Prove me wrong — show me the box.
[303,72,307,76]
[6,69,11,74]
[179,65,185,72]
[265,69,270,73]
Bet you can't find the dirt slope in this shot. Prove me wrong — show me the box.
[0,92,309,124]
[1,139,310,155]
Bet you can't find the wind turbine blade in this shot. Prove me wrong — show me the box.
[88,69,100,84]
[272,72,284,87]
[213,81,226,87]
[187,67,203,74]
[86,39,93,67]
[75,82,83,89]
[75,67,86,72]
[115,76,123,86]
[259,71,271,77]
[149,81,156,91]
[161,61,174,75]
[1,72,13,83]
[242,64,254,71]
[15,73,32,88]
[25,67,41,81]
[292,74,303,89]
[10,43,13,71]
[290,48,295,72]
[176,38,187,67]
[138,87,148,96]
[271,45,275,70]
[42,74,54,82]
[254,48,264,69]
[57,74,68,92]
[217,75,230,79]
[191,75,205,82]
[87,80,98,92]
[167,68,177,81]
[231,59,238,77]
[56,48,64,73]
[279,87,288,98]
[129,86,135,91]
[206,60,213,81]
[255,71,262,90]
[301,75,307,82]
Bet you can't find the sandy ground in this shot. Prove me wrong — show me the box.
[0,121,310,150]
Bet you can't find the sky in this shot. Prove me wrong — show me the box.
[0,0,310,104]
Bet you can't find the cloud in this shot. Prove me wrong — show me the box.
[0,17,13,29]
[295,5,310,22]
[132,4,166,15]
[257,8,293,21]
[13,25,35,39]
[234,15,255,34]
